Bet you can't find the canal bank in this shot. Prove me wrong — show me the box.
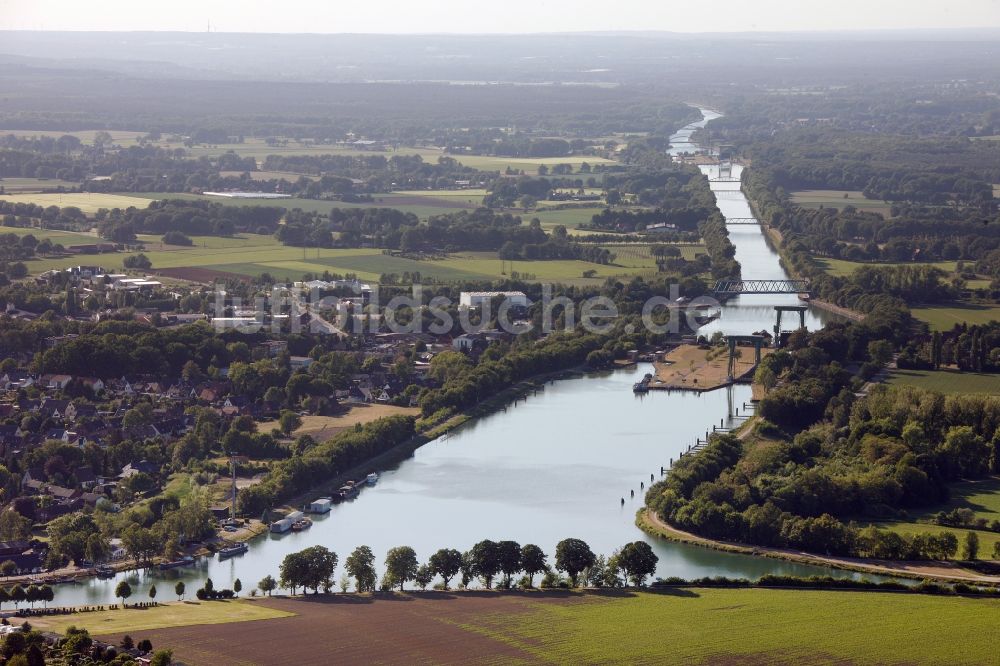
[639,509,999,584]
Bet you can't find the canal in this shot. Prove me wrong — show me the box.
[46,109,854,605]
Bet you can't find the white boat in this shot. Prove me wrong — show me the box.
[366,473,379,485]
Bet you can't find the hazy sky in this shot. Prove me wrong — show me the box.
[2,0,999,33]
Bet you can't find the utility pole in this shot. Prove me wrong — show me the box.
[229,452,238,522]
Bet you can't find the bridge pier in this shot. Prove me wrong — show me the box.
[773,305,808,348]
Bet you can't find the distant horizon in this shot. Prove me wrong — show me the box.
[2,26,1000,37]
[2,0,999,34]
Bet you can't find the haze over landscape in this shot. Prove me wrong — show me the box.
[3,0,1000,32]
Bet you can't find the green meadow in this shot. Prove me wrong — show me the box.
[814,257,960,278]
[888,368,1000,395]
[790,189,893,214]
[910,303,1000,331]
[0,177,82,193]
[24,233,660,285]
[460,589,1000,665]
[869,520,1000,559]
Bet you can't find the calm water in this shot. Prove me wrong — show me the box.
[46,110,854,605]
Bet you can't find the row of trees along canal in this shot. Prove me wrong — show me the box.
[261,538,659,595]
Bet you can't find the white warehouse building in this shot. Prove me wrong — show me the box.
[459,291,529,309]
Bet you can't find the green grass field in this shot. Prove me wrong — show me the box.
[888,368,1000,395]
[219,169,318,181]
[461,589,1000,665]
[0,177,81,193]
[0,129,147,143]
[127,191,476,218]
[25,234,655,285]
[0,192,152,214]
[33,600,293,635]
[815,257,960,278]
[0,226,101,246]
[904,476,1000,523]
[790,189,893,214]
[870,520,1000,558]
[910,303,1000,331]
[528,206,604,231]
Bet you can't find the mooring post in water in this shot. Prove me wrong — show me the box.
[631,489,634,498]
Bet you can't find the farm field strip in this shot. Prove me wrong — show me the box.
[888,369,1000,395]
[870,520,1000,557]
[814,257,962,278]
[0,177,81,193]
[910,304,1000,331]
[0,192,155,214]
[72,590,1000,666]
[790,189,893,212]
[886,476,1000,523]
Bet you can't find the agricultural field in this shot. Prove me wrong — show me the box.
[82,590,1000,666]
[31,599,292,635]
[0,127,616,174]
[0,177,81,193]
[25,234,655,285]
[814,257,961,278]
[888,368,1000,395]
[218,170,318,181]
[258,404,419,440]
[0,128,147,144]
[870,520,1000,558]
[789,189,894,214]
[528,206,604,231]
[127,191,478,218]
[910,303,1000,331]
[899,476,1000,524]
[0,191,153,214]
[0,225,101,246]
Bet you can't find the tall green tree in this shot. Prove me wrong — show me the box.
[496,540,522,588]
[428,548,463,589]
[618,541,658,587]
[469,540,501,589]
[345,545,377,593]
[963,531,980,561]
[384,546,418,592]
[520,544,547,587]
[555,538,595,587]
[115,580,132,607]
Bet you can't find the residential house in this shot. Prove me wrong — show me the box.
[119,460,161,479]
[39,374,73,390]
[41,398,70,420]
[65,402,98,422]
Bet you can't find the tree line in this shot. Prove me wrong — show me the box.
[267,537,658,595]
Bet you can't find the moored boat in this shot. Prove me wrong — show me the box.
[218,542,249,559]
[366,472,379,485]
